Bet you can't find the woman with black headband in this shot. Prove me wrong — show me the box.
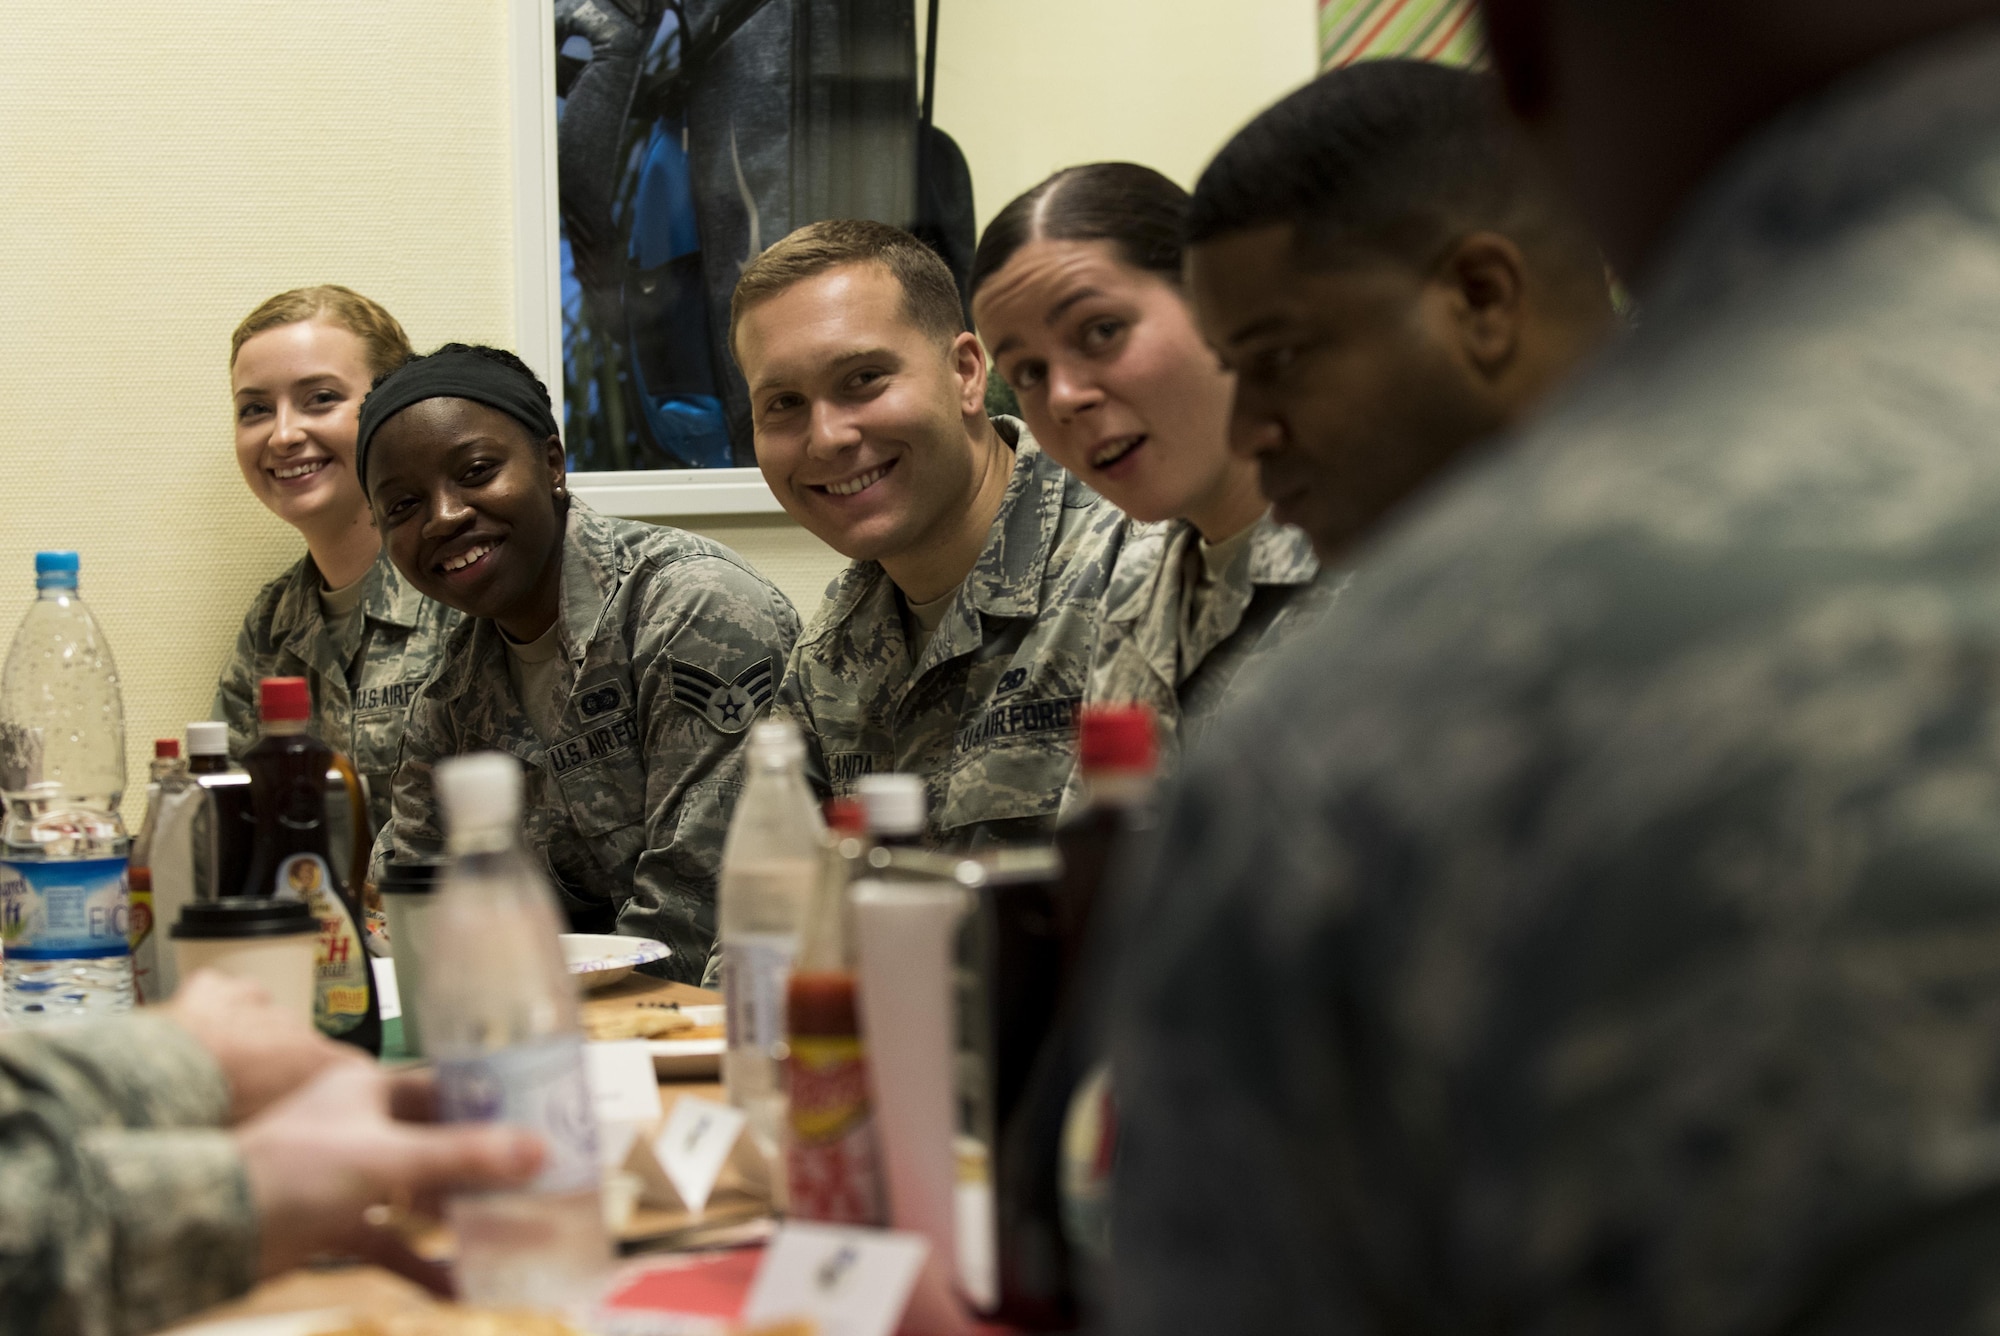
[358,344,800,980]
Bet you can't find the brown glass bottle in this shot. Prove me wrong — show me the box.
[242,677,380,1054]
[185,721,254,905]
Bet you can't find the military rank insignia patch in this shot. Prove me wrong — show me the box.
[670,657,776,734]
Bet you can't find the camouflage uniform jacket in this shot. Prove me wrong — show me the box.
[374,500,799,982]
[215,548,460,835]
[0,1015,254,1336]
[1110,30,2000,1336]
[775,418,1124,848]
[1066,512,1339,812]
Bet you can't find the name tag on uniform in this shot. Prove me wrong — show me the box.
[352,678,426,715]
[956,695,1081,750]
[826,752,886,786]
[548,710,640,776]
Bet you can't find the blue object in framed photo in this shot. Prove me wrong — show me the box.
[547,0,978,488]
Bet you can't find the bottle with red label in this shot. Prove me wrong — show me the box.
[127,738,185,1003]
[783,797,887,1224]
[241,676,379,1054]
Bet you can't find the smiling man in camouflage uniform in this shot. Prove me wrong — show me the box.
[733,220,1125,847]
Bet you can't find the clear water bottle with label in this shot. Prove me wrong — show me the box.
[0,552,133,1021]
[419,751,609,1311]
[719,720,824,1175]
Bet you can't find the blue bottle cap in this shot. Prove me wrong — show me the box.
[34,552,80,590]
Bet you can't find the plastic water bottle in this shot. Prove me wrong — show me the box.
[418,751,609,1311]
[0,552,133,1021]
[719,719,824,1178]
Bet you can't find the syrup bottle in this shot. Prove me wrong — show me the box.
[242,676,379,1053]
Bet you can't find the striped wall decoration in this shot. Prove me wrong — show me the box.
[1318,0,1484,70]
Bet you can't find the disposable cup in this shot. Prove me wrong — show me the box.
[170,898,318,1022]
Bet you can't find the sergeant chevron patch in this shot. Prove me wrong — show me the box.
[670,657,776,734]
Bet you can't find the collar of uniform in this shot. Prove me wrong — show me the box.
[554,497,634,664]
[273,547,418,655]
[1102,512,1317,628]
[361,549,428,629]
[1244,512,1320,587]
[796,416,1061,648]
[1103,519,1183,629]
[427,615,550,770]
[1639,21,2000,327]
[956,416,1064,620]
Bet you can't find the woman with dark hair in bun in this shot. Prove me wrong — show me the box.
[970,164,1342,780]
[359,344,799,981]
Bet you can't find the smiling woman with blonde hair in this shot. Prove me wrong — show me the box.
[214,285,461,843]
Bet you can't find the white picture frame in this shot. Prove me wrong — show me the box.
[508,0,783,519]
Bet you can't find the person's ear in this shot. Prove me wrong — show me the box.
[542,434,567,494]
[1443,232,1529,380]
[949,330,989,418]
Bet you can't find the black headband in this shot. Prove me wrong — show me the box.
[355,348,560,491]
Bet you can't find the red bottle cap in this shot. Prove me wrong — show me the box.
[1078,704,1158,776]
[258,677,311,722]
[823,797,867,835]
[153,738,180,759]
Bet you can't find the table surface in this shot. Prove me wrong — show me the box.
[167,974,765,1333]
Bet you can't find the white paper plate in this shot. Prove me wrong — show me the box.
[560,933,673,991]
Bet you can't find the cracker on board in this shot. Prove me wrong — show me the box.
[583,1007,697,1042]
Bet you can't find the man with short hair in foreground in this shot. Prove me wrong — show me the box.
[1111,2,2000,1332]
[733,219,1124,847]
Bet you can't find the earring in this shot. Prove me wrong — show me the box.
[554,483,568,499]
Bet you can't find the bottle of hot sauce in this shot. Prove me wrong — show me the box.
[783,798,886,1224]
[241,677,380,1054]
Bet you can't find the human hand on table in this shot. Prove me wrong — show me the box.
[165,968,360,1122]
[236,1060,546,1291]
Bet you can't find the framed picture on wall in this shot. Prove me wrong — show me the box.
[510,0,974,519]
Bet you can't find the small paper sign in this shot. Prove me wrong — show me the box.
[654,1095,746,1214]
[741,1222,930,1336]
[586,1040,666,1125]
[371,957,401,1021]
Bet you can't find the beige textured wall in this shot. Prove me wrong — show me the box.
[0,3,519,802]
[922,0,1320,230]
[0,0,1314,806]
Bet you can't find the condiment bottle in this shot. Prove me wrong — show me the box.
[784,798,886,1224]
[242,677,379,1053]
[185,721,254,903]
[128,738,184,1002]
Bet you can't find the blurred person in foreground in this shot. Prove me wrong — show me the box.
[733,220,1126,847]
[0,972,540,1336]
[1110,4,2000,1333]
